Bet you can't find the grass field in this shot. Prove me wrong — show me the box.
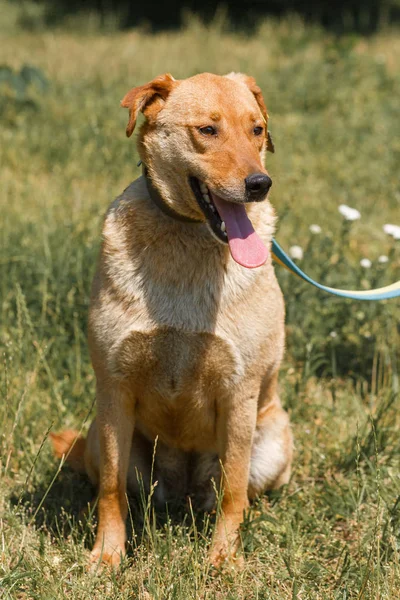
[1,3,400,598]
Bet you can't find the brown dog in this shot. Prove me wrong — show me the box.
[51,72,293,569]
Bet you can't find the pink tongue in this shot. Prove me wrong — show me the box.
[211,194,268,269]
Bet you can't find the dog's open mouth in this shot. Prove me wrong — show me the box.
[189,177,269,269]
[189,177,227,244]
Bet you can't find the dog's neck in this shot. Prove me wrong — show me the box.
[143,165,202,225]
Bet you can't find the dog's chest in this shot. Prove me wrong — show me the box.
[114,327,242,450]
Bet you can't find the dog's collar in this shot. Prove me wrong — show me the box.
[142,164,203,224]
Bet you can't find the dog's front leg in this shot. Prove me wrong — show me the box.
[210,386,258,568]
[90,383,134,570]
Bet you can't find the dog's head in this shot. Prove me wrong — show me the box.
[121,72,275,268]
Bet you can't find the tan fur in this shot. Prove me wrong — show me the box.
[53,72,293,569]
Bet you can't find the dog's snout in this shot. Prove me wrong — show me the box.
[245,173,272,200]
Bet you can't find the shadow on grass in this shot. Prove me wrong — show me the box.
[10,466,219,556]
[11,469,96,547]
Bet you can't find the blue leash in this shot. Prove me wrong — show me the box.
[271,239,400,301]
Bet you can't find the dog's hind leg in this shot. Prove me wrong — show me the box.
[248,397,293,499]
[151,441,190,506]
[189,452,220,512]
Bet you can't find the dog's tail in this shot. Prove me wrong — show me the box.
[50,429,86,473]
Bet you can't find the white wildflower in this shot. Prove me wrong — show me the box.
[383,224,395,234]
[330,331,337,338]
[338,204,361,221]
[378,255,389,263]
[360,258,372,268]
[289,245,303,260]
[309,224,322,234]
[383,224,400,239]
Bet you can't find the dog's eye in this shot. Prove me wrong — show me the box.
[253,126,263,136]
[199,126,217,136]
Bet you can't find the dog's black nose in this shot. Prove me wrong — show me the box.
[245,173,272,200]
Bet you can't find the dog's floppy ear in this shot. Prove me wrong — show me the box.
[121,73,177,138]
[226,72,275,153]
[266,131,275,153]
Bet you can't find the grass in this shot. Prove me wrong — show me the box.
[1,4,400,598]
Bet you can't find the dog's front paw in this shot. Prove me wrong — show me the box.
[209,530,241,569]
[89,542,126,573]
[209,540,229,569]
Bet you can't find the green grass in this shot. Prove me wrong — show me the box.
[1,4,400,598]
